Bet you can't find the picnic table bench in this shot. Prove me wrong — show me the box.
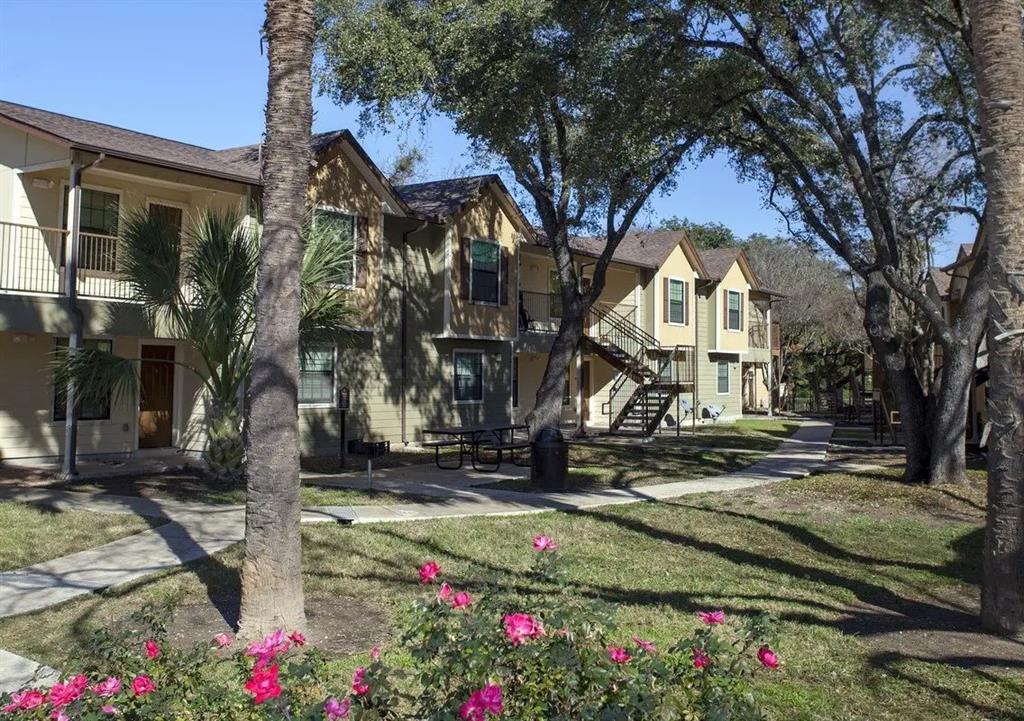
[422,424,530,472]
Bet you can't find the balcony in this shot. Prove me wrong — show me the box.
[748,320,781,353]
[519,290,638,334]
[0,221,134,301]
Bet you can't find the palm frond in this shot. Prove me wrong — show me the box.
[117,207,183,316]
[52,346,139,408]
[300,210,359,346]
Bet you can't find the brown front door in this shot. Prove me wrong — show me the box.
[139,344,175,448]
[581,361,591,423]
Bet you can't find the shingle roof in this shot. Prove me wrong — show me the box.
[213,130,351,179]
[929,267,952,297]
[396,175,497,220]
[697,248,744,281]
[564,230,691,270]
[0,99,259,183]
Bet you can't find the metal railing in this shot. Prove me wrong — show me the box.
[0,222,66,295]
[519,290,639,333]
[0,221,134,300]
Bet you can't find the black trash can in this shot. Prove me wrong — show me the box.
[531,426,568,490]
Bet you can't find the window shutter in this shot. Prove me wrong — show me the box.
[663,277,670,321]
[499,246,510,305]
[459,235,471,300]
[723,289,729,329]
[355,216,369,288]
[684,281,690,326]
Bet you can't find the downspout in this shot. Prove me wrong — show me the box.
[61,151,105,478]
[400,219,429,445]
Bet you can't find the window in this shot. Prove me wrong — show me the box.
[668,279,686,324]
[63,187,120,272]
[512,356,519,408]
[727,290,743,331]
[454,351,483,403]
[717,361,730,394]
[471,239,500,304]
[314,209,357,288]
[53,338,113,421]
[299,345,335,405]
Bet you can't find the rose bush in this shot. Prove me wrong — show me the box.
[2,535,778,720]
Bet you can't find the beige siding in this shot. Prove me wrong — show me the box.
[694,290,743,420]
[712,261,754,354]
[448,188,519,338]
[652,244,697,347]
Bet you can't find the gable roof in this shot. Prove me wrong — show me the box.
[697,248,743,281]
[0,99,259,184]
[396,174,535,236]
[553,229,708,273]
[929,267,953,298]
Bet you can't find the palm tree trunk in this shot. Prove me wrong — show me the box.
[238,0,314,638]
[970,0,1024,637]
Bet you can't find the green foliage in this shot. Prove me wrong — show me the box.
[656,217,741,249]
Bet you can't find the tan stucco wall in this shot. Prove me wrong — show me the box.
[448,188,519,338]
[713,261,753,354]
[308,142,386,329]
[653,244,696,347]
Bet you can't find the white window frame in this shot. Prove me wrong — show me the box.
[469,237,501,306]
[717,361,731,395]
[725,289,743,332]
[60,181,124,276]
[298,343,337,408]
[52,336,115,422]
[452,349,485,404]
[666,276,687,326]
[313,204,358,291]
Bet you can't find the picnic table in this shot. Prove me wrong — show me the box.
[422,423,530,472]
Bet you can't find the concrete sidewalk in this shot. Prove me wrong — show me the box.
[0,420,831,621]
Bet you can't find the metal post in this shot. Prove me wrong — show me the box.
[766,304,774,419]
[339,409,347,469]
[367,457,373,488]
[61,158,83,479]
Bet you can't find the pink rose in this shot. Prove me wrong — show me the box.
[632,636,656,653]
[419,561,441,584]
[131,675,156,697]
[325,696,351,720]
[451,591,473,610]
[532,534,558,551]
[91,676,122,697]
[51,712,69,721]
[757,645,780,669]
[214,633,233,648]
[608,645,631,664]
[459,683,503,721]
[48,677,86,708]
[351,666,371,696]
[288,630,307,646]
[370,646,381,662]
[692,648,711,669]
[101,706,118,715]
[503,613,545,645]
[697,610,726,625]
[244,664,281,705]
[438,582,454,602]
[10,690,45,710]
[144,639,160,659]
[245,629,290,662]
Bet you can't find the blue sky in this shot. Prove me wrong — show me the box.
[1,0,972,264]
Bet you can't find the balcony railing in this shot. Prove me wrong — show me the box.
[0,221,134,301]
[519,290,638,333]
[748,321,769,348]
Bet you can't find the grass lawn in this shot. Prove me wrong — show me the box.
[480,418,801,492]
[0,501,151,571]
[1,463,1015,720]
[46,469,435,507]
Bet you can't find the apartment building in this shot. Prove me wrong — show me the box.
[0,100,776,465]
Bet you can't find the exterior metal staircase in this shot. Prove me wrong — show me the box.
[582,305,695,436]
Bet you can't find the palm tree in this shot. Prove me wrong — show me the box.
[968,0,1024,636]
[56,206,356,482]
[237,0,316,638]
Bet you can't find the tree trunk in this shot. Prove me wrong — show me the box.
[970,0,1024,637]
[926,351,973,486]
[528,298,585,437]
[863,272,931,482]
[238,0,314,638]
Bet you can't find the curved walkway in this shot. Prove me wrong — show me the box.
[0,420,832,621]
